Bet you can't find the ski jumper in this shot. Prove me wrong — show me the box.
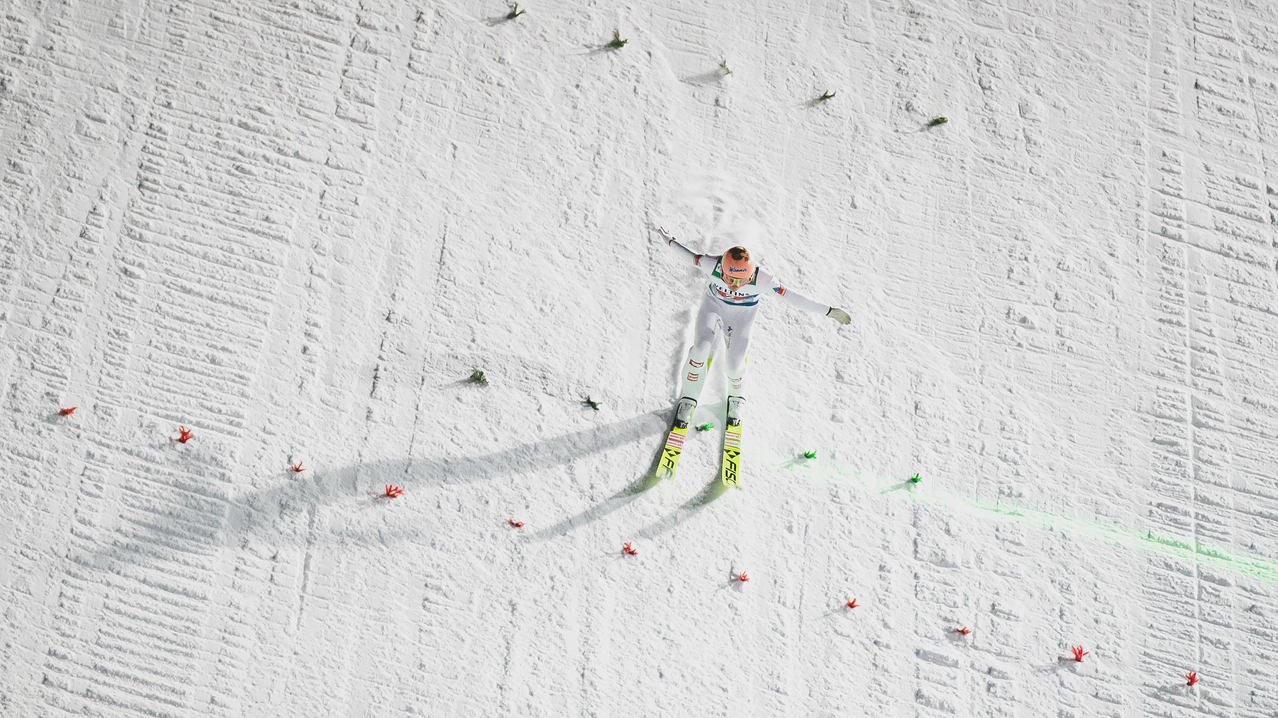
[667,239,832,403]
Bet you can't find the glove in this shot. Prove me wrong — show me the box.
[827,307,851,325]
[656,226,675,246]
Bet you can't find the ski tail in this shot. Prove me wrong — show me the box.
[655,426,687,480]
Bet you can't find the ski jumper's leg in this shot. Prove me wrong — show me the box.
[680,295,724,402]
[722,304,758,400]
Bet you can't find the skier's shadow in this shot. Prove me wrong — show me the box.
[255,406,672,522]
[84,398,736,574]
[77,406,678,576]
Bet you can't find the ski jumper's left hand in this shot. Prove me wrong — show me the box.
[827,307,851,325]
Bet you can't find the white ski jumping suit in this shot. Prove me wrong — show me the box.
[667,238,833,404]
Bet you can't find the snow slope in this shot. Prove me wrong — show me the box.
[3,0,1278,715]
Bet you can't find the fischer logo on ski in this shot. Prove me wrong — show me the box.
[720,426,741,487]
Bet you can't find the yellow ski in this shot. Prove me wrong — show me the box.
[655,425,688,480]
[720,420,742,487]
[721,396,744,487]
[655,398,697,481]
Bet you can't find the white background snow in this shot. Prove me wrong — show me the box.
[2,0,1278,715]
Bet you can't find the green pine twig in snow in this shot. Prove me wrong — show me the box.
[606,29,628,49]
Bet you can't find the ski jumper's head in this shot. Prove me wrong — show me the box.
[721,246,755,287]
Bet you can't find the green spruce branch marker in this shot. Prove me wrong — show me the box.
[928,116,948,127]
[719,59,732,75]
[697,422,715,431]
[506,2,525,19]
[582,396,601,410]
[606,29,628,49]
[909,473,922,484]
[468,368,489,386]
[803,451,817,459]
[817,90,836,102]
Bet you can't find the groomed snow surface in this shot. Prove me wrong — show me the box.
[2,0,1278,715]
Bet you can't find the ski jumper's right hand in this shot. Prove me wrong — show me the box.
[662,228,715,275]
[827,307,851,325]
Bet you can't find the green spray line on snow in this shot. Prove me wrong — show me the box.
[775,457,1278,585]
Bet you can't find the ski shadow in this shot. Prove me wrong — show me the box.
[524,454,667,541]
[527,400,729,542]
[631,475,734,541]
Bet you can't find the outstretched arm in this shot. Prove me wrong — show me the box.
[656,226,715,276]
[764,272,851,325]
